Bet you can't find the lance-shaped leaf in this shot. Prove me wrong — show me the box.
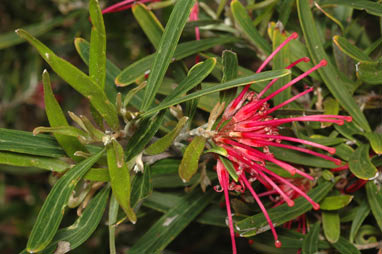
[130,165,153,207]
[179,136,206,182]
[331,237,361,254]
[141,69,291,117]
[0,151,69,172]
[107,140,136,223]
[89,0,106,89]
[364,132,382,155]
[333,35,371,62]
[146,116,188,155]
[297,0,371,132]
[231,0,271,54]
[320,0,382,17]
[349,144,377,180]
[320,195,353,210]
[357,60,382,85]
[220,50,238,104]
[15,29,119,130]
[350,200,370,243]
[322,212,340,243]
[140,0,195,111]
[26,149,104,253]
[108,194,119,254]
[302,222,320,254]
[365,181,382,232]
[132,3,164,49]
[115,36,237,87]
[236,180,334,237]
[42,70,86,161]
[0,128,65,157]
[128,188,216,254]
[219,156,239,182]
[33,126,90,144]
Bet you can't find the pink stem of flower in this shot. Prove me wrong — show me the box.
[234,60,327,122]
[230,33,298,112]
[190,2,200,63]
[258,189,279,197]
[241,173,282,248]
[250,139,342,165]
[239,133,336,154]
[330,164,349,172]
[258,166,319,209]
[102,0,159,14]
[257,57,310,99]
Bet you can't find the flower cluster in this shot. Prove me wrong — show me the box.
[212,33,352,254]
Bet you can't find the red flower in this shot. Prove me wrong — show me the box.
[212,32,352,254]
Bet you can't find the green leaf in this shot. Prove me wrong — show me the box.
[33,126,89,141]
[236,180,334,237]
[220,50,238,104]
[0,128,65,158]
[140,0,195,111]
[357,60,382,85]
[364,132,382,155]
[108,194,119,254]
[269,25,291,105]
[128,188,216,254]
[146,116,188,155]
[231,0,271,54]
[26,149,104,253]
[219,156,239,182]
[115,37,238,87]
[302,222,320,254]
[323,97,340,127]
[132,3,164,49]
[349,144,378,180]
[179,136,206,182]
[331,236,361,254]
[0,11,82,50]
[89,0,106,89]
[39,186,110,254]
[350,200,370,243]
[297,0,371,132]
[0,151,69,172]
[365,181,382,232]
[107,140,136,223]
[141,69,291,117]
[322,212,340,243]
[320,195,353,210]
[160,58,217,106]
[125,111,166,161]
[205,146,228,157]
[333,35,371,62]
[130,165,153,207]
[15,29,119,130]
[320,0,382,17]
[42,70,86,161]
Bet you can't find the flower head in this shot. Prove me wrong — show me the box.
[212,32,352,254]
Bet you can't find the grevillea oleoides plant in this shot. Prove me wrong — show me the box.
[0,0,382,253]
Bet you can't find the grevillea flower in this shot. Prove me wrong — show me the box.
[212,32,352,254]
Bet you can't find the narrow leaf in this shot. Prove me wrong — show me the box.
[179,136,206,182]
[365,181,382,232]
[333,35,371,62]
[231,0,271,54]
[297,0,371,132]
[364,132,382,155]
[115,37,238,87]
[302,222,320,254]
[42,70,86,161]
[321,0,382,17]
[350,201,370,243]
[33,126,89,141]
[26,149,104,252]
[107,140,136,223]
[108,194,119,254]
[130,164,153,207]
[89,0,106,89]
[322,212,340,243]
[140,0,195,111]
[146,116,188,155]
[320,195,353,210]
[357,60,382,85]
[349,144,377,180]
[128,188,216,254]
[220,50,238,104]
[141,69,291,117]
[16,29,119,130]
[219,156,239,182]
[331,237,361,254]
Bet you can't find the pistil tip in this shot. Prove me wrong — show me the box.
[345,116,352,122]
[319,59,328,66]
[291,32,298,39]
[275,240,282,248]
[313,203,320,210]
[328,147,336,154]
[287,200,295,207]
[302,57,310,62]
